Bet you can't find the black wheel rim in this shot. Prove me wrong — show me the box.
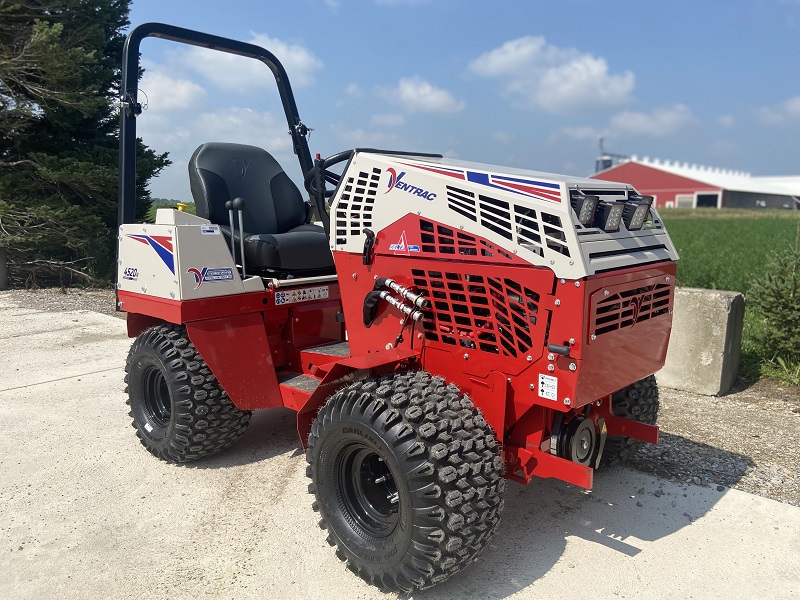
[336,443,399,538]
[142,365,172,428]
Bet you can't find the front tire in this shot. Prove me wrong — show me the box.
[306,371,504,593]
[125,324,251,462]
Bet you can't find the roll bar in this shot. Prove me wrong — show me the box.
[117,22,314,226]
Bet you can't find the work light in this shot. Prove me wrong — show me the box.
[595,201,625,232]
[570,194,600,226]
[622,195,654,231]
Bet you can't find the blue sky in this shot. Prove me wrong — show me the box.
[128,0,800,200]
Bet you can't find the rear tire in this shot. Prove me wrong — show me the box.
[125,324,251,462]
[306,371,504,593]
[600,375,659,467]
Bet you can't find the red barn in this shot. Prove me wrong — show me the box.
[591,157,800,210]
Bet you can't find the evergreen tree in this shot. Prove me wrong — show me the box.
[0,0,169,286]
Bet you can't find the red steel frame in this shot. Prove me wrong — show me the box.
[120,215,675,490]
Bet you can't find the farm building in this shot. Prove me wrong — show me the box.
[591,156,800,210]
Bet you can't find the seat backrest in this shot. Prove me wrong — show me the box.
[188,142,305,234]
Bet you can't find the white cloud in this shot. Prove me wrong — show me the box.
[559,125,602,142]
[608,104,694,137]
[193,107,293,151]
[718,114,735,127]
[331,122,404,147]
[555,104,694,142]
[137,105,298,200]
[469,36,635,114]
[376,76,464,114]
[493,132,513,144]
[370,113,405,127]
[345,83,364,97]
[182,33,323,91]
[757,96,800,124]
[139,70,207,112]
[375,0,432,5]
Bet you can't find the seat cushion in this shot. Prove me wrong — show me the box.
[244,224,334,272]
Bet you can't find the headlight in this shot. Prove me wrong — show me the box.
[595,201,625,232]
[570,194,600,226]
[622,195,654,231]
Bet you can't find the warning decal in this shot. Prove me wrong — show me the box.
[538,374,558,401]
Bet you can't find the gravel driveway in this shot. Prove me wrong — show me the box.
[3,287,799,507]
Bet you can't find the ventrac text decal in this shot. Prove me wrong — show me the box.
[385,168,437,200]
[399,162,562,203]
[127,234,175,273]
[187,267,234,289]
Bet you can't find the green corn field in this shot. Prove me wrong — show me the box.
[660,208,800,382]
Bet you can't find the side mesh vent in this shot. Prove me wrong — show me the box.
[412,269,541,357]
[335,168,381,246]
[418,219,512,260]
[447,186,476,221]
[445,185,569,258]
[538,210,569,257]
[593,282,671,337]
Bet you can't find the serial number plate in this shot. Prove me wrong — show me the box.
[275,286,329,305]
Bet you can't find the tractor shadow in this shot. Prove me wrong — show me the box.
[186,413,757,600]
[413,436,755,600]
[191,407,303,469]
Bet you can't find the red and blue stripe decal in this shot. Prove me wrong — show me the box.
[400,162,562,203]
[127,234,175,274]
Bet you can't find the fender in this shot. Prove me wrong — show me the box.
[295,347,421,447]
[186,312,282,410]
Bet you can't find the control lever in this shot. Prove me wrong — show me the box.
[362,228,376,265]
[232,197,246,279]
[224,200,236,259]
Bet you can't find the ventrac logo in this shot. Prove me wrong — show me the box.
[187,267,234,289]
[628,296,643,325]
[385,168,437,200]
[624,287,655,327]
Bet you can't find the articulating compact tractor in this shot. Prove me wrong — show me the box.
[118,24,679,593]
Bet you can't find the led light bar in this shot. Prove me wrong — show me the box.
[622,195,654,231]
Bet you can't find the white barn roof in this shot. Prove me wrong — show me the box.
[617,157,800,197]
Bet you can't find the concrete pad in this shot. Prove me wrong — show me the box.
[0,307,119,339]
[658,288,745,396]
[1,305,798,600]
[0,309,128,390]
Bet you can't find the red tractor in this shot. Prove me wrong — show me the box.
[118,24,677,593]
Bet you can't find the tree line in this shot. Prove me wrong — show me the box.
[0,0,167,287]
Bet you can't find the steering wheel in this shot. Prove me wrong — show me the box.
[304,150,354,200]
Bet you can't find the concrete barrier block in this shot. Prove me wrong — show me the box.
[656,288,745,396]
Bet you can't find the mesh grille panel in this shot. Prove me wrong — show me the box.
[412,269,540,357]
[593,282,671,337]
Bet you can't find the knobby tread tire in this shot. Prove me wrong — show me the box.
[125,324,250,463]
[600,374,659,467]
[306,371,505,593]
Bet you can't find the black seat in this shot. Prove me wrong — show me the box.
[188,142,334,275]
